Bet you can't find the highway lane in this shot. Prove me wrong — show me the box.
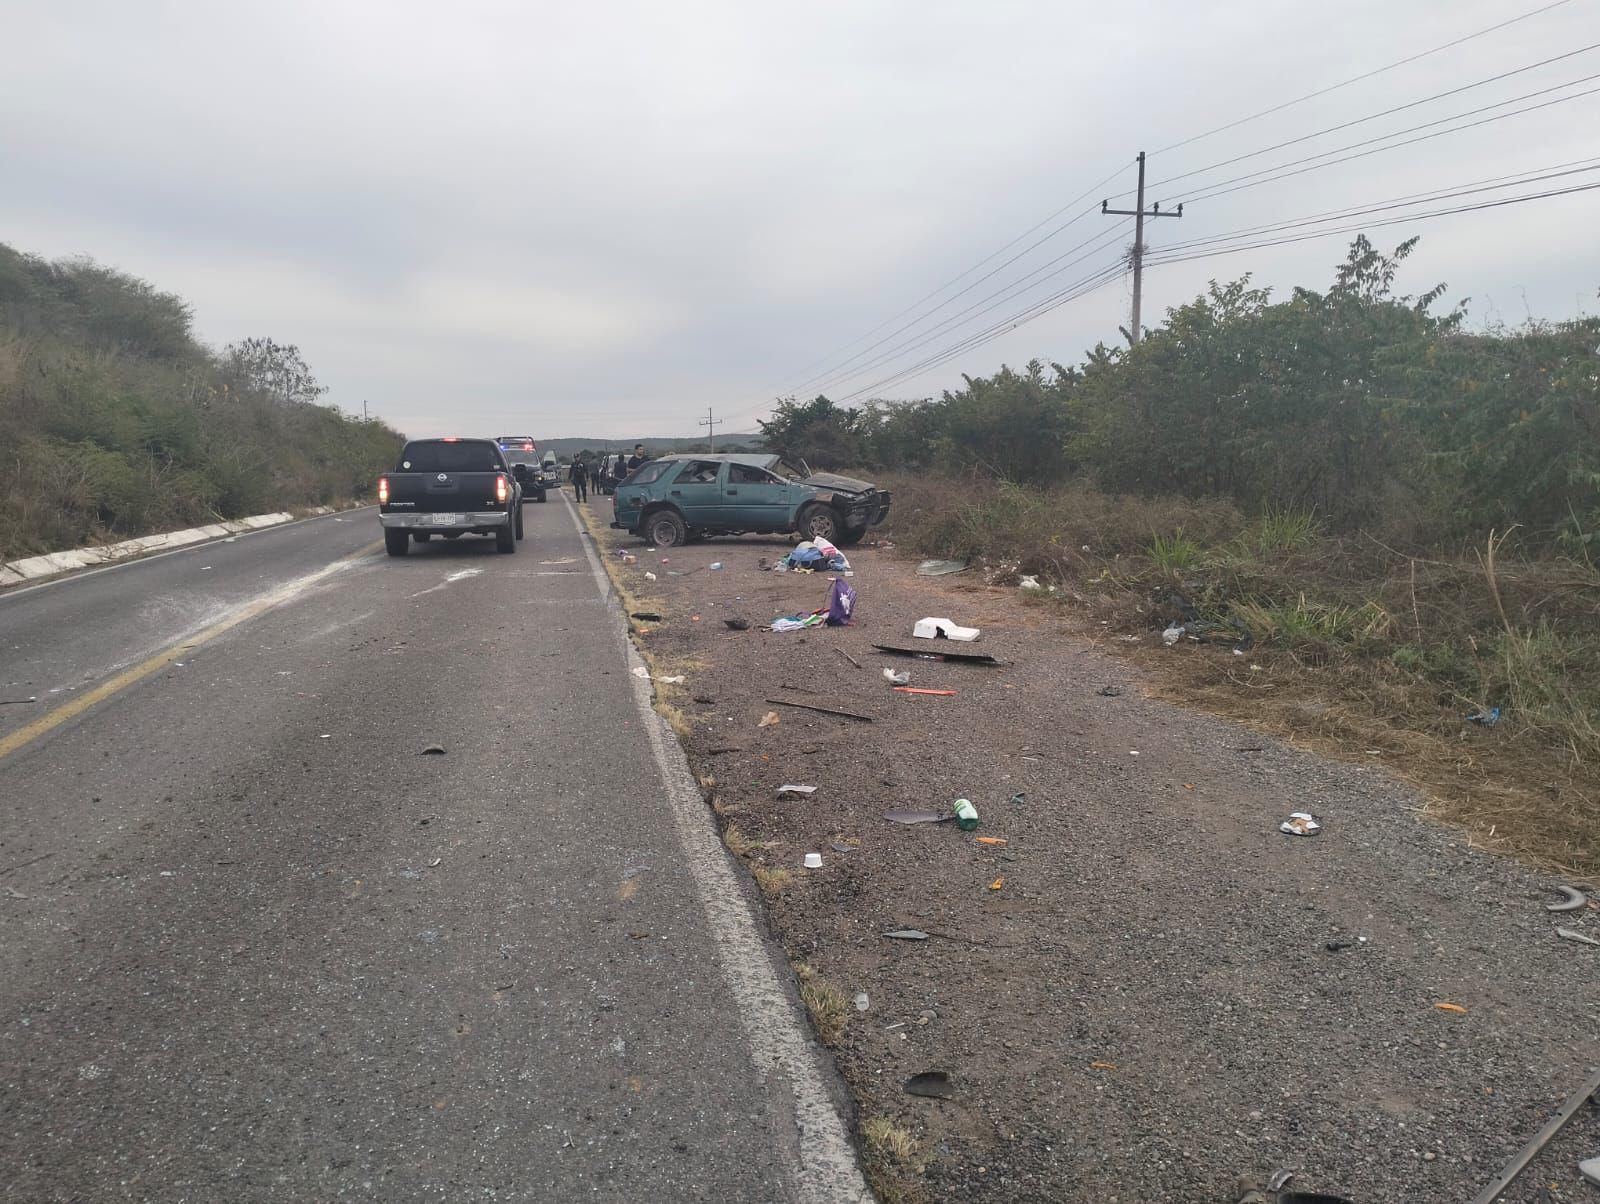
[0,509,382,743]
[0,496,866,1202]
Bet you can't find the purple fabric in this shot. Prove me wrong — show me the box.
[826,577,856,626]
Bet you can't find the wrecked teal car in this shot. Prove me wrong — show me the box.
[610,453,891,549]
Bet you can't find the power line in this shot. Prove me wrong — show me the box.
[1153,0,1578,155]
[1099,40,1600,205]
[799,221,1134,398]
[1173,72,1600,207]
[1144,179,1600,268]
[698,407,722,451]
[763,161,1127,398]
[1153,157,1600,256]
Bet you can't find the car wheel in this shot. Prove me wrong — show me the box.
[646,509,688,548]
[535,490,547,503]
[496,520,516,553]
[835,524,866,547]
[799,504,839,543]
[413,532,433,542]
[384,528,409,557]
[515,508,525,540]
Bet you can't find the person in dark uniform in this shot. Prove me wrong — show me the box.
[569,458,589,502]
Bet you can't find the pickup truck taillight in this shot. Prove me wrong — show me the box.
[377,476,389,504]
[495,473,509,504]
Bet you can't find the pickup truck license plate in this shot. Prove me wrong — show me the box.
[430,513,462,526]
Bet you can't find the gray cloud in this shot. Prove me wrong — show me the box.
[3,0,1594,438]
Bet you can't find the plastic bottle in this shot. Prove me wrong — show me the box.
[953,798,979,830]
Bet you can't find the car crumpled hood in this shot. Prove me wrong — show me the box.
[802,472,877,494]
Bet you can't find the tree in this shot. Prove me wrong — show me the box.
[222,337,328,407]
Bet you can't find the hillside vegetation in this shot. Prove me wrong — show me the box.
[0,243,404,560]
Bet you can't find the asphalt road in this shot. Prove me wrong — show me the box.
[0,499,867,1202]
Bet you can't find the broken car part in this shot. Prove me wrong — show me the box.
[1545,885,1589,912]
[1468,1066,1600,1203]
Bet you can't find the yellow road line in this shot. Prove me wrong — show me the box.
[0,541,379,763]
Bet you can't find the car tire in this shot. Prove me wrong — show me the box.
[515,508,525,540]
[645,508,688,548]
[496,520,516,553]
[534,490,547,503]
[798,504,839,543]
[384,528,410,557]
[836,524,866,547]
[414,532,433,542]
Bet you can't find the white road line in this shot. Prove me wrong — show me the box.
[560,491,872,1204]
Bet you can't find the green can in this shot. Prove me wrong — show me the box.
[953,798,979,830]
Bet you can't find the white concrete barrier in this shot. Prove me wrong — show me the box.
[1,509,324,589]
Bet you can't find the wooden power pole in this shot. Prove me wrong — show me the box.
[1101,151,1182,345]
[699,407,722,451]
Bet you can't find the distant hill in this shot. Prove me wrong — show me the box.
[533,434,766,459]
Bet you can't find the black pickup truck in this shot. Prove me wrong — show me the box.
[377,438,523,556]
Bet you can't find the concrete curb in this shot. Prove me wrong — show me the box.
[0,507,336,589]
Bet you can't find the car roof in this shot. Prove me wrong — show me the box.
[652,453,779,468]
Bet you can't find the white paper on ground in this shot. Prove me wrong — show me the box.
[913,617,980,642]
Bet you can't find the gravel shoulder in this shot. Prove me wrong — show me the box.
[579,497,1600,1204]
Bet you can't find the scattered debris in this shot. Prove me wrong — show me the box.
[904,1071,955,1099]
[428,857,442,868]
[894,686,956,697]
[917,559,970,576]
[953,798,979,830]
[319,734,331,739]
[0,697,37,706]
[777,784,818,796]
[1470,1066,1600,1203]
[1090,1061,1117,1071]
[1008,792,1026,805]
[1433,1002,1468,1014]
[765,698,874,723]
[724,618,751,631]
[883,668,910,685]
[709,562,724,570]
[913,617,980,642]
[885,809,954,825]
[883,929,930,940]
[1019,575,1043,591]
[1097,685,1123,697]
[988,877,1004,891]
[873,644,1000,666]
[1162,624,1184,646]
[975,836,1007,846]
[1466,707,1502,727]
[804,852,823,869]
[854,991,869,1011]
[1325,940,1356,952]
[835,648,863,670]
[1546,885,1589,913]
[630,611,662,622]
[1581,1156,1600,1188]
[644,571,657,581]
[419,745,447,756]
[632,666,685,684]
[1280,812,1321,836]
[1557,927,1600,947]
[758,711,781,728]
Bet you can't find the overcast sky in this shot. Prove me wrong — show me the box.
[4,0,1596,439]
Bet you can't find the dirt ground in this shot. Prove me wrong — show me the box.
[576,493,1600,1204]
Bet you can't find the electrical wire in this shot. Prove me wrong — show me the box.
[1172,73,1600,206]
[1143,179,1600,268]
[798,220,1135,397]
[763,161,1127,397]
[1153,0,1578,155]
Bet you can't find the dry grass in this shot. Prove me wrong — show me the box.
[722,823,752,857]
[861,1116,915,1162]
[795,970,849,1046]
[752,866,795,895]
[883,474,1600,874]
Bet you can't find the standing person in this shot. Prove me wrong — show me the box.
[626,443,647,472]
[569,457,589,502]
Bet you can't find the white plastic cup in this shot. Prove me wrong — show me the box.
[803,853,823,869]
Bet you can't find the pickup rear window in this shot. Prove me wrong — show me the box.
[398,441,505,472]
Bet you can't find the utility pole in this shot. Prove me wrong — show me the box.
[1101,151,1182,345]
[698,406,722,451]
[362,399,370,422]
